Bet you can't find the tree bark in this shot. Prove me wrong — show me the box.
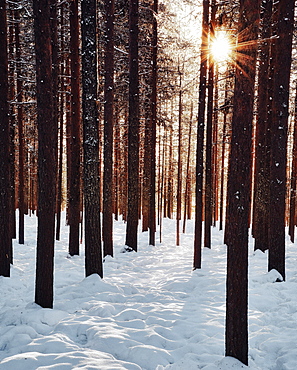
[253,0,272,252]
[69,0,81,256]
[194,0,209,270]
[56,3,65,241]
[81,0,103,277]
[125,0,140,251]
[8,5,16,243]
[0,0,12,277]
[204,0,216,249]
[225,0,260,365]
[183,102,193,234]
[33,0,57,308]
[289,83,297,243]
[149,0,158,246]
[268,0,295,281]
[103,0,114,257]
[15,9,25,245]
[176,69,182,246]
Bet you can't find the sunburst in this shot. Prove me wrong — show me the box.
[210,30,233,64]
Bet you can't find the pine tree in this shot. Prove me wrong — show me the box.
[125,0,140,251]
[194,0,209,269]
[103,0,115,257]
[15,8,25,245]
[81,0,103,277]
[0,0,12,277]
[33,0,57,308]
[69,0,81,256]
[204,0,216,249]
[225,0,260,365]
[268,0,295,281]
[149,0,158,246]
[252,0,272,252]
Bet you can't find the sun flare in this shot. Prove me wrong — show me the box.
[210,31,232,63]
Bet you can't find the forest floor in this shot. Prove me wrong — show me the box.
[0,213,296,369]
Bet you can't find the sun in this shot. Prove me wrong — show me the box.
[210,30,232,63]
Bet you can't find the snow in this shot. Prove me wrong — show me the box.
[1,212,297,369]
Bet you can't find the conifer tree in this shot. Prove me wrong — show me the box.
[33,0,57,308]
[81,0,103,277]
[194,0,209,269]
[268,0,295,281]
[103,0,115,257]
[225,0,260,364]
[0,0,12,277]
[126,0,140,251]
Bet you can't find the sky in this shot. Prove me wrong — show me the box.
[0,212,297,369]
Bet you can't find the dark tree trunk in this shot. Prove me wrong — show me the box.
[113,110,120,221]
[194,0,209,270]
[167,124,173,219]
[81,0,103,277]
[50,0,58,168]
[49,0,60,241]
[149,0,158,246]
[103,0,114,258]
[33,0,57,308]
[159,127,167,242]
[225,0,260,365]
[0,0,12,277]
[204,0,216,249]
[121,113,128,221]
[69,0,81,256]
[142,110,151,232]
[66,58,71,225]
[268,0,294,281]
[8,6,16,243]
[176,69,182,246]
[15,9,25,245]
[289,83,297,243]
[56,3,65,241]
[183,102,193,234]
[212,67,219,226]
[253,0,272,252]
[219,74,229,231]
[125,0,140,251]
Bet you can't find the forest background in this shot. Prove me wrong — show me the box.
[0,0,296,367]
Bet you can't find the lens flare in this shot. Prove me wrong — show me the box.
[210,31,232,63]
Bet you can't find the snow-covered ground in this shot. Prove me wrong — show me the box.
[0,212,297,369]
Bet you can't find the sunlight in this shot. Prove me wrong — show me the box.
[210,30,232,63]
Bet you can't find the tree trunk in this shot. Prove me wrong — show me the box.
[69,0,81,256]
[56,3,65,241]
[225,0,260,365]
[253,0,272,252]
[81,0,103,277]
[268,0,294,281]
[212,66,219,226]
[149,0,158,246]
[33,0,57,308]
[8,6,16,243]
[103,0,114,257]
[167,123,173,219]
[219,77,228,231]
[125,0,140,251]
[176,70,182,246]
[289,83,297,243]
[204,0,216,249]
[0,0,12,277]
[15,9,25,245]
[194,0,209,270]
[142,109,151,231]
[183,102,193,234]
